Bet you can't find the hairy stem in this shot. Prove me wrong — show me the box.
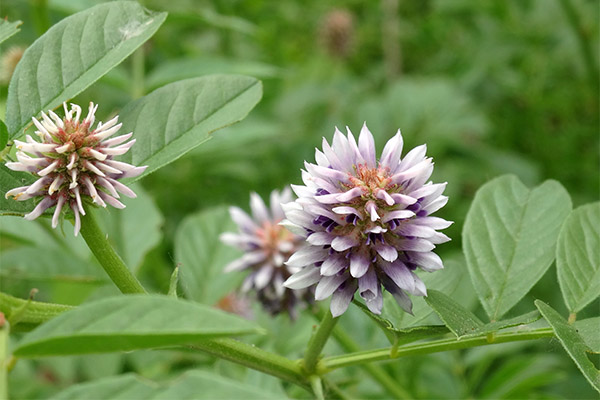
[321,328,554,371]
[79,208,147,294]
[0,292,73,331]
[303,310,339,374]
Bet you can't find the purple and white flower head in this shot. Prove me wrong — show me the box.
[220,188,312,318]
[5,102,146,236]
[281,123,452,317]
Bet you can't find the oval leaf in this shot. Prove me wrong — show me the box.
[556,202,600,313]
[175,206,243,305]
[13,295,262,357]
[463,175,572,320]
[49,370,285,400]
[535,300,600,393]
[6,1,167,138]
[118,74,262,181]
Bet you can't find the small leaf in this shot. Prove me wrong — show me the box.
[535,300,600,393]
[557,202,600,313]
[463,175,572,320]
[0,19,22,44]
[49,370,285,400]
[174,206,243,305]
[6,1,167,138]
[424,290,484,337]
[118,75,262,182]
[13,295,262,357]
[574,317,600,354]
[0,120,8,151]
[0,164,35,216]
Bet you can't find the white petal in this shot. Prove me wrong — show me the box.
[283,267,321,289]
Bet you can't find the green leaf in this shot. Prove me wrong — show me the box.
[0,165,35,216]
[146,57,281,90]
[118,75,262,182]
[0,120,8,151]
[175,206,243,305]
[0,247,106,283]
[556,202,600,313]
[13,295,263,357]
[96,184,163,271]
[0,19,22,44]
[425,290,541,338]
[6,1,167,138]
[535,300,600,393]
[424,289,484,337]
[49,370,284,400]
[574,317,600,354]
[463,175,572,320]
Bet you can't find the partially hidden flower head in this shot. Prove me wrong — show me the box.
[220,188,313,318]
[281,123,452,317]
[5,102,146,236]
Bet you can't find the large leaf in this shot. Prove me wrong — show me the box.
[118,75,262,182]
[0,247,106,284]
[535,300,599,393]
[0,120,8,150]
[0,19,22,44]
[556,202,600,313]
[49,370,284,400]
[175,206,243,305]
[13,295,262,357]
[6,1,167,138]
[463,175,572,320]
[0,165,35,216]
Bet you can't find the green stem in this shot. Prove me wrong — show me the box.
[322,311,411,399]
[309,375,325,400]
[79,208,147,294]
[190,338,307,389]
[0,292,73,331]
[321,328,554,371]
[303,309,339,374]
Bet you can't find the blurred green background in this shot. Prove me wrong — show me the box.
[1,0,598,399]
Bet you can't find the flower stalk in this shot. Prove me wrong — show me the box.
[303,310,339,374]
[79,207,147,294]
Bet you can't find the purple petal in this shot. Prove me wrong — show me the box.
[375,189,395,206]
[253,264,274,290]
[350,252,371,278]
[315,273,348,301]
[285,246,328,267]
[408,251,444,272]
[331,235,359,251]
[223,251,266,272]
[380,260,415,292]
[307,232,334,246]
[374,242,398,262]
[250,192,270,223]
[358,123,376,167]
[320,254,348,276]
[382,209,415,223]
[366,285,383,314]
[358,267,378,301]
[284,266,321,289]
[330,280,357,317]
[379,129,404,170]
[24,197,55,220]
[229,206,257,234]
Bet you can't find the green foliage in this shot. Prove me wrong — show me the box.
[49,370,285,400]
[535,300,600,392]
[463,175,572,320]
[174,206,243,305]
[6,1,167,138]
[556,202,600,313]
[118,75,262,182]
[13,295,263,357]
[0,19,22,45]
[0,166,34,216]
